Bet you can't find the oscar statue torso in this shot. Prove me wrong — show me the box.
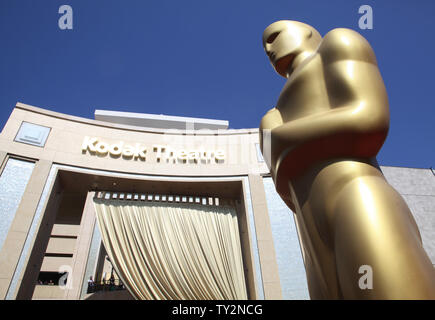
[277,54,330,123]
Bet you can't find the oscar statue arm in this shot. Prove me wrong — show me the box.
[272,28,390,178]
[260,107,297,211]
[259,107,283,169]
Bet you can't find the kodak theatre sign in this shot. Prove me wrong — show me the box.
[81,136,225,164]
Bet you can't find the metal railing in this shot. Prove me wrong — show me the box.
[94,191,226,206]
[86,279,126,294]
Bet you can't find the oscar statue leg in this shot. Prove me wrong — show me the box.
[333,174,435,299]
[289,170,344,299]
[292,209,342,299]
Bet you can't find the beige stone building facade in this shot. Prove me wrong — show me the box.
[0,102,433,300]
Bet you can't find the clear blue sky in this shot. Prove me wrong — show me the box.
[0,0,434,168]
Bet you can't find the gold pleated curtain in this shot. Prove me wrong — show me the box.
[93,199,248,300]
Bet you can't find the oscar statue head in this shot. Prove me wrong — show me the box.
[263,20,322,78]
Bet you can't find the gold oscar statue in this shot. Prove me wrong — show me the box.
[260,20,435,299]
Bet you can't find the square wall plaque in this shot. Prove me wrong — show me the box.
[14,122,51,147]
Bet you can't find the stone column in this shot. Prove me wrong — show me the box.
[248,174,282,299]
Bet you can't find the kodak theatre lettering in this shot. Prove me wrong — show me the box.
[81,136,225,164]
